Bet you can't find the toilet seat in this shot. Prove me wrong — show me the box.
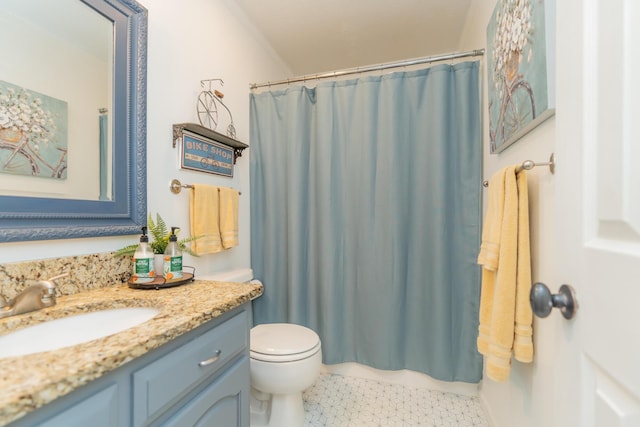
[250,323,321,362]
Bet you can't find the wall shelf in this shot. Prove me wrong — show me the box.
[172,123,248,163]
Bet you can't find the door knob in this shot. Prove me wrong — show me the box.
[530,283,577,319]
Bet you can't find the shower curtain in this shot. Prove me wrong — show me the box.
[250,62,482,383]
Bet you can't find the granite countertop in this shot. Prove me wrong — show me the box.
[0,279,263,426]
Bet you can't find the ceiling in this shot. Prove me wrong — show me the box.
[233,0,473,77]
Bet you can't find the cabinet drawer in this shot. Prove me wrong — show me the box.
[132,310,248,426]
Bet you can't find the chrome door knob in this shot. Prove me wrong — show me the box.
[530,283,577,319]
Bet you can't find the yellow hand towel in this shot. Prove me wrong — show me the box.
[513,170,533,363]
[190,184,222,255]
[219,187,239,249]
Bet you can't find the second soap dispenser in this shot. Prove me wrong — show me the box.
[163,227,183,280]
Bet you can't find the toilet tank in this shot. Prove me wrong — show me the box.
[199,268,254,283]
[199,268,259,325]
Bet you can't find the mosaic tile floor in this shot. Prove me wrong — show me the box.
[303,373,491,427]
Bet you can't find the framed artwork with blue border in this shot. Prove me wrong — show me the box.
[487,0,555,154]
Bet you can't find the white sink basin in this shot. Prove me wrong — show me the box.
[0,307,159,358]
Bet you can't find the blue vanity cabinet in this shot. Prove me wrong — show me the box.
[159,357,250,426]
[31,381,126,427]
[8,304,251,427]
[132,308,250,426]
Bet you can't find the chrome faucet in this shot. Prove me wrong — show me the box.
[0,273,69,319]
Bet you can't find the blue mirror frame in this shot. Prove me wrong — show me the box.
[0,0,147,242]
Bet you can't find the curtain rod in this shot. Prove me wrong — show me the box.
[249,48,484,90]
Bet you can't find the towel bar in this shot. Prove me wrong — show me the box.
[482,153,555,187]
[170,179,241,195]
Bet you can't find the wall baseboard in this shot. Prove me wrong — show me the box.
[321,362,480,397]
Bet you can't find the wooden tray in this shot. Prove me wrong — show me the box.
[128,272,195,290]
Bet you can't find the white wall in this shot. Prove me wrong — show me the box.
[0,0,291,277]
[458,2,559,426]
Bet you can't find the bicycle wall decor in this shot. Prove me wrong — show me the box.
[486,0,555,154]
[197,78,236,139]
[169,78,248,177]
[0,80,68,179]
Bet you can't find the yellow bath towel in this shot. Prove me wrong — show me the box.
[477,166,533,382]
[190,184,223,255]
[477,168,508,355]
[219,187,239,249]
[513,171,533,363]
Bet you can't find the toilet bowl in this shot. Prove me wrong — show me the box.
[200,269,322,427]
[250,323,322,427]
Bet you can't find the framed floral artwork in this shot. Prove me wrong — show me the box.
[487,0,555,154]
[0,80,68,178]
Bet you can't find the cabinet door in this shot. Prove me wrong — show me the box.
[161,357,250,427]
[34,383,120,427]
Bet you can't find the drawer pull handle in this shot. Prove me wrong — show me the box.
[198,350,222,367]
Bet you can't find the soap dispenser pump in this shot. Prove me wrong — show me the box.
[133,226,155,283]
[163,227,183,280]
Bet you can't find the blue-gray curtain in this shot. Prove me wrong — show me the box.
[250,62,482,383]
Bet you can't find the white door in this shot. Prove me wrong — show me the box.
[555,0,640,425]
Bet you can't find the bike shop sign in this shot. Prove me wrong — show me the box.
[180,131,234,177]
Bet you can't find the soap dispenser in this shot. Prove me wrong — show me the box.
[133,226,155,283]
[163,227,183,280]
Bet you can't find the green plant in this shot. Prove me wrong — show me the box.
[115,213,200,256]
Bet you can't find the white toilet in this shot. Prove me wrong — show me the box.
[200,269,322,427]
[250,323,321,427]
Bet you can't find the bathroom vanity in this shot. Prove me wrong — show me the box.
[0,279,262,427]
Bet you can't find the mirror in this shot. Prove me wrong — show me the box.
[0,0,147,242]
